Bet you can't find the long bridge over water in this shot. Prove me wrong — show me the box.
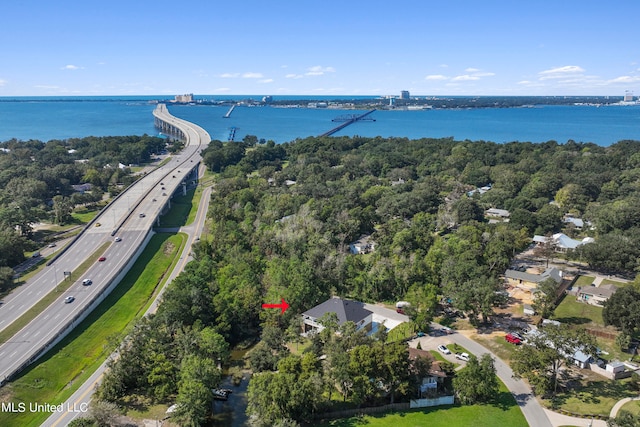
[319,109,376,137]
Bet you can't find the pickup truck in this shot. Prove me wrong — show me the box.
[455,352,470,362]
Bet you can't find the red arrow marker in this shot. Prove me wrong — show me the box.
[262,298,290,315]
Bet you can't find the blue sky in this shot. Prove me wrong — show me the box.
[2,0,639,96]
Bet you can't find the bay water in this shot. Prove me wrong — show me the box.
[0,96,639,146]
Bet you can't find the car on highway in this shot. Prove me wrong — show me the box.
[455,352,470,362]
[162,192,167,196]
[139,213,146,218]
[505,333,522,345]
[95,222,101,227]
[114,237,122,242]
[437,344,451,355]
[98,256,106,262]
[82,279,92,286]
[64,296,75,304]
[48,243,56,248]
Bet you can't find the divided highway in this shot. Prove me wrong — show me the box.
[0,104,210,384]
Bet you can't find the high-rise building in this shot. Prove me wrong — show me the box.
[624,91,634,102]
[400,90,410,100]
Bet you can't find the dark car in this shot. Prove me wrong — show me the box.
[98,256,106,262]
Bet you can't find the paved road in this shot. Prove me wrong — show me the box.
[414,324,552,427]
[413,325,609,427]
[0,104,209,385]
[41,112,212,427]
[41,184,212,427]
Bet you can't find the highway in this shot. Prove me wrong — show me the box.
[0,104,210,384]
[41,183,212,427]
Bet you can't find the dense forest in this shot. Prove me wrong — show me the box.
[0,135,168,291]
[88,134,640,425]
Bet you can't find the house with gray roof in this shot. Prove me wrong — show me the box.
[301,297,373,336]
[504,267,563,289]
[577,284,618,307]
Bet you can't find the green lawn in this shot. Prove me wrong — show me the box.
[574,275,595,287]
[0,233,185,427]
[552,294,603,326]
[316,383,527,427]
[619,399,640,416]
[157,188,198,227]
[543,376,639,417]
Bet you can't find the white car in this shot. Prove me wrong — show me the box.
[455,352,470,362]
[114,237,122,242]
[81,279,92,286]
[437,345,451,355]
[64,296,75,304]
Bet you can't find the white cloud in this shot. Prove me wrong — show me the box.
[306,66,336,76]
[259,79,274,83]
[607,75,640,84]
[61,64,82,70]
[220,73,239,78]
[35,85,61,89]
[285,73,304,79]
[465,67,480,72]
[0,79,6,87]
[425,74,448,81]
[452,75,480,81]
[539,65,585,80]
[242,72,264,79]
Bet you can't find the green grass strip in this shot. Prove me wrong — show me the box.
[0,243,111,344]
[316,381,527,427]
[0,232,185,427]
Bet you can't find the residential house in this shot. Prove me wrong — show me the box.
[301,297,373,336]
[504,267,563,290]
[577,284,618,307]
[349,235,375,254]
[408,347,447,396]
[533,233,595,252]
[485,208,510,219]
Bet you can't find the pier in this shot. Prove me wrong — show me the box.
[319,109,376,137]
[223,104,236,118]
[228,126,238,141]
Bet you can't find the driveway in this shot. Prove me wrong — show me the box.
[363,303,409,330]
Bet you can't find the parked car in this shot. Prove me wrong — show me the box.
[438,345,451,355]
[81,279,92,286]
[64,296,75,304]
[455,352,470,362]
[505,333,522,345]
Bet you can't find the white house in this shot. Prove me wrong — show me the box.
[301,297,373,336]
[349,235,375,254]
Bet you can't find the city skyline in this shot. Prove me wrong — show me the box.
[2,0,639,97]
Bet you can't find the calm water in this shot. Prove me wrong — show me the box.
[1,96,639,146]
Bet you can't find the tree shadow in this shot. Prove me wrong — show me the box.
[552,316,591,325]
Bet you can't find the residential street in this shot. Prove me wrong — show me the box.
[410,324,608,427]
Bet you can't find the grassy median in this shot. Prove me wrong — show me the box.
[0,232,186,427]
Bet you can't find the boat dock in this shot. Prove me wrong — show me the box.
[319,109,376,137]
